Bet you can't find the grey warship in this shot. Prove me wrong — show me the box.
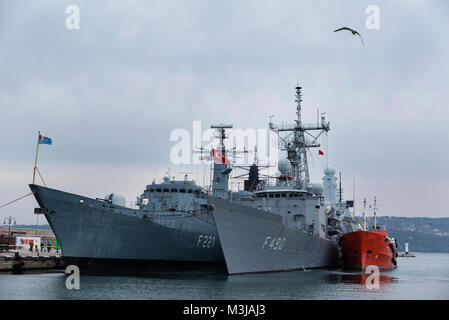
[209,86,358,274]
[30,85,356,273]
[30,177,225,272]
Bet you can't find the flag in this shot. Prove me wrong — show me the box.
[318,149,324,156]
[212,148,230,164]
[198,156,211,161]
[39,135,52,145]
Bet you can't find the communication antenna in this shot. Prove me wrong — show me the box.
[353,177,356,218]
[374,196,377,230]
[269,86,330,188]
[338,171,343,204]
[363,198,367,230]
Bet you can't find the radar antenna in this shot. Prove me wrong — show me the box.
[269,86,330,189]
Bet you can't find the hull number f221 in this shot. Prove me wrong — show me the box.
[197,235,216,248]
[262,236,286,250]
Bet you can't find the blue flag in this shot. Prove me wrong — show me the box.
[39,135,52,145]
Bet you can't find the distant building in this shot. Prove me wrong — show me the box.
[0,227,57,251]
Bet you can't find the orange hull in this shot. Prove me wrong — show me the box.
[340,230,397,270]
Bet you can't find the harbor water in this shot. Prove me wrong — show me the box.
[0,253,448,300]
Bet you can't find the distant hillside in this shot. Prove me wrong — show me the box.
[361,216,449,253]
[0,224,51,231]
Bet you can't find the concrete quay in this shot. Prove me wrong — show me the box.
[0,252,65,271]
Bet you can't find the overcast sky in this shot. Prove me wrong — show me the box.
[0,0,448,224]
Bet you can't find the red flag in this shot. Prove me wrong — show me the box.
[212,149,230,164]
[318,150,324,156]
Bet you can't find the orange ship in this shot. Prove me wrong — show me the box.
[340,197,398,270]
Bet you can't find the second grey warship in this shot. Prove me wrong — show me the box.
[209,86,358,274]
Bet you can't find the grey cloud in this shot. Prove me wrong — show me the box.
[1,0,448,223]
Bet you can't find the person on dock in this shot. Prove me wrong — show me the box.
[47,241,51,253]
[40,242,44,252]
[34,241,38,252]
[29,241,33,252]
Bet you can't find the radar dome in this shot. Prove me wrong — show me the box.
[324,166,335,176]
[307,183,324,195]
[105,193,126,207]
[278,159,292,175]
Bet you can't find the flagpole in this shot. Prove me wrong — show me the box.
[33,131,40,184]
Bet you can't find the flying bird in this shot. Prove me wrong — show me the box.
[334,27,365,46]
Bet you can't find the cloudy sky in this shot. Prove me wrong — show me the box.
[0,0,448,224]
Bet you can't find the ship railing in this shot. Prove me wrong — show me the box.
[270,122,330,132]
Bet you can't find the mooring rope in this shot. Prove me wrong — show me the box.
[0,192,34,209]
[36,167,47,187]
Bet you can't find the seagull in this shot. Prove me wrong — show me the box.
[334,27,365,46]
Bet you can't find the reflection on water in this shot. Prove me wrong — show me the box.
[1,253,449,300]
[328,271,396,286]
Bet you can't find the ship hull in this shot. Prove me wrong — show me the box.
[340,231,397,270]
[210,198,340,274]
[29,184,225,272]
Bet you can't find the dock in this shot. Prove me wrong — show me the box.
[0,252,65,271]
[398,252,416,257]
[0,226,65,271]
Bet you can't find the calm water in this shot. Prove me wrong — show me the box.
[1,253,448,300]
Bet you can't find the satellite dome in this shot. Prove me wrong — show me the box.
[324,165,335,176]
[278,159,292,175]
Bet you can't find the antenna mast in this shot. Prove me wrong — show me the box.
[363,198,367,231]
[269,86,330,189]
[374,196,377,230]
[210,124,233,199]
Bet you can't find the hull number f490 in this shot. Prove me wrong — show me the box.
[262,236,286,250]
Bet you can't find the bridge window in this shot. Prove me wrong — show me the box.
[187,189,193,193]
[179,189,186,193]
[171,189,177,193]
[269,194,274,198]
[163,189,169,192]
[156,189,161,192]
[275,194,280,198]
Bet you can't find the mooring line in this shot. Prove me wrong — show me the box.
[0,192,34,209]
[36,167,47,187]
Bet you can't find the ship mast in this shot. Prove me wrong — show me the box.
[269,86,330,189]
[374,196,377,230]
[363,198,367,231]
[210,124,233,199]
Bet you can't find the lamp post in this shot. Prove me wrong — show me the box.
[3,216,16,245]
